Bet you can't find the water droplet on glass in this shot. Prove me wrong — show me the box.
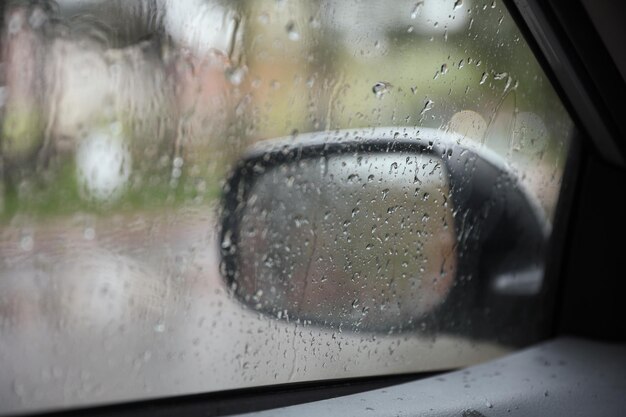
[420,99,434,115]
[494,72,508,81]
[76,123,132,203]
[222,230,233,249]
[83,227,96,240]
[29,7,48,29]
[20,234,34,251]
[226,67,247,85]
[411,1,424,19]
[372,82,391,98]
[286,21,300,41]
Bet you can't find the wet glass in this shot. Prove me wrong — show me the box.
[237,152,456,331]
[0,0,573,413]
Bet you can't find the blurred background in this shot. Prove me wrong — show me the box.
[0,0,572,219]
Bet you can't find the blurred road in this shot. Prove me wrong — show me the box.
[0,206,508,414]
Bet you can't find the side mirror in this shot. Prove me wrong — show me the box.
[220,128,549,341]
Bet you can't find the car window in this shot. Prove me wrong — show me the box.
[0,0,573,413]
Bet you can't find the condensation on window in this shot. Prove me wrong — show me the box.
[0,0,572,413]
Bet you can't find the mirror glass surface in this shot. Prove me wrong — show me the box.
[237,152,456,331]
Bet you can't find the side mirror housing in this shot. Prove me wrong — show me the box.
[220,128,549,343]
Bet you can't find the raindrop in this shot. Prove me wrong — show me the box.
[462,411,486,417]
[372,82,391,98]
[347,173,360,182]
[479,72,489,84]
[411,1,424,19]
[83,227,96,240]
[29,7,48,29]
[286,21,300,41]
[454,0,463,10]
[420,99,434,115]
[226,67,247,85]
[76,123,131,203]
[20,234,34,251]
[494,72,508,80]
[222,230,233,249]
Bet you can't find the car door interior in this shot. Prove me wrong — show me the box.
[238,338,626,417]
